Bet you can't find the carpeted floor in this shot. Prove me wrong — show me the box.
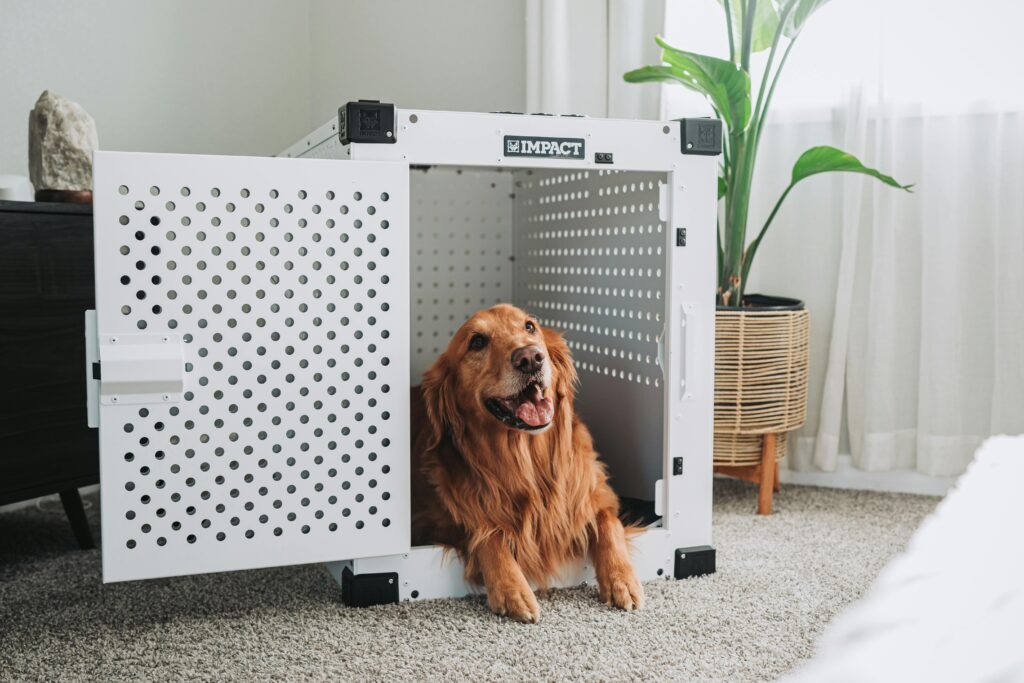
[0,480,937,682]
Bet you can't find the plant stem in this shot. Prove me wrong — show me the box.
[717,218,724,287]
[752,0,795,143]
[723,127,753,304]
[723,0,737,63]
[754,36,797,152]
[740,0,755,72]
[716,0,758,305]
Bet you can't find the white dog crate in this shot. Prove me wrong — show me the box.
[87,103,720,603]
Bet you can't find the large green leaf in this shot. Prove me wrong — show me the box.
[742,145,911,287]
[782,0,833,37]
[718,0,780,53]
[791,146,913,190]
[653,36,751,132]
[718,176,728,199]
[622,65,725,121]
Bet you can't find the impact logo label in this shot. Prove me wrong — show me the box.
[503,135,585,159]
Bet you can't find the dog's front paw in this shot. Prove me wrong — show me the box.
[487,581,541,623]
[600,569,645,611]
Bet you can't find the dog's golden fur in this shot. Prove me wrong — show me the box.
[411,304,643,622]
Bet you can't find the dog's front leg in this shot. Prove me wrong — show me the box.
[475,534,540,623]
[591,508,645,610]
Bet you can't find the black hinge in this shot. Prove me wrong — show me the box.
[91,362,101,380]
[678,118,722,156]
[338,100,397,145]
[676,228,687,247]
[341,566,400,607]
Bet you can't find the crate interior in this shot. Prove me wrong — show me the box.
[409,165,669,506]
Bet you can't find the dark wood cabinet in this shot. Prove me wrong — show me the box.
[0,200,97,548]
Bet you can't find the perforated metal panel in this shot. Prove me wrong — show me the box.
[93,152,410,582]
[409,167,514,380]
[513,169,668,499]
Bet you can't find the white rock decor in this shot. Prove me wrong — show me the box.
[28,90,98,194]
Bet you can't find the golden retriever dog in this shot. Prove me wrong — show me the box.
[410,304,643,622]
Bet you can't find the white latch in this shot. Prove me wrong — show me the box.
[658,182,670,222]
[680,304,694,401]
[654,477,664,518]
[85,310,99,428]
[98,333,184,405]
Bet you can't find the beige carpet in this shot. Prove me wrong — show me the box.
[0,480,937,682]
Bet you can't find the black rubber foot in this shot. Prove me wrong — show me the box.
[674,545,716,579]
[341,566,400,607]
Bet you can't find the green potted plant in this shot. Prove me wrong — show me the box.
[625,0,911,513]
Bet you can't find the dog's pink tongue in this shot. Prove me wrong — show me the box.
[516,396,554,427]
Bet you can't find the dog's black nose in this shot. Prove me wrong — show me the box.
[512,345,546,374]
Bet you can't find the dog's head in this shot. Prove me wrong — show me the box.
[422,304,576,447]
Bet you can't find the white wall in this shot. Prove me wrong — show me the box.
[0,0,312,177]
[0,0,527,180]
[307,0,526,128]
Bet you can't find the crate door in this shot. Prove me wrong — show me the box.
[93,152,410,582]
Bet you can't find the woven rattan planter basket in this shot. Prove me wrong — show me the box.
[714,295,810,467]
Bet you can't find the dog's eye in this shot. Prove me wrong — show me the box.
[468,333,488,351]
[525,320,536,333]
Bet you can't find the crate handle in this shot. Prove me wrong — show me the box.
[679,304,695,401]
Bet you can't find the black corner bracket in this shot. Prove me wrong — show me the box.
[338,100,397,145]
[674,545,716,579]
[340,566,400,607]
[678,118,722,156]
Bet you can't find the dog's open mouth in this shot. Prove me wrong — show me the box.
[485,381,554,430]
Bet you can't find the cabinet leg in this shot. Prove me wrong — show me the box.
[758,434,776,515]
[59,488,95,550]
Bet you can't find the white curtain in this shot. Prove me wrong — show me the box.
[657,0,1024,477]
[525,0,665,119]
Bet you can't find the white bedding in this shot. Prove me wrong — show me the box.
[782,436,1024,683]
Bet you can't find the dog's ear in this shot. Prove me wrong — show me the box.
[543,326,577,401]
[421,352,463,450]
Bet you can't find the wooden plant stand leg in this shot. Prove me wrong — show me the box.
[774,459,781,493]
[59,488,95,550]
[758,433,777,515]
